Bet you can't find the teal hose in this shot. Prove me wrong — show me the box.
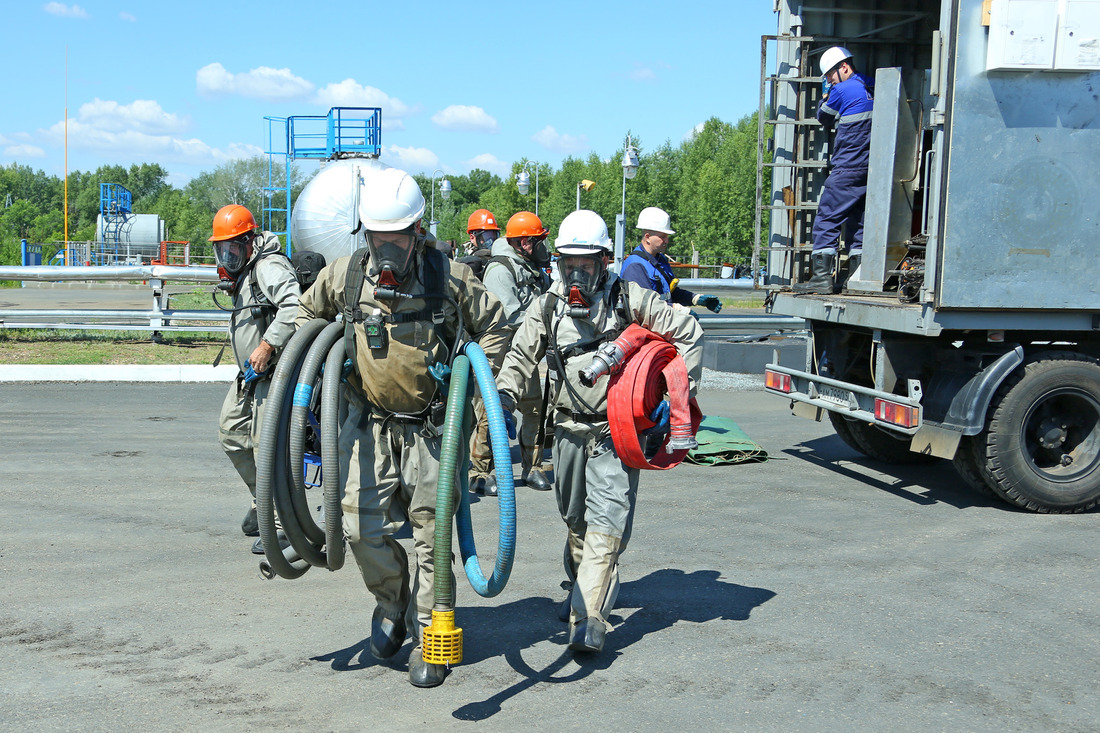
[432,355,470,607]
[454,342,516,597]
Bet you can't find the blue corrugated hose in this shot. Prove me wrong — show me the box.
[452,342,516,597]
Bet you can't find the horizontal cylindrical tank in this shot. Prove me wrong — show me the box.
[290,158,389,263]
[95,213,166,257]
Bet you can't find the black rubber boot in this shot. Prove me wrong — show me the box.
[369,607,407,660]
[568,616,607,654]
[524,468,552,492]
[844,253,861,288]
[241,506,259,537]
[793,251,837,294]
[408,647,448,688]
[481,476,498,497]
[251,531,289,555]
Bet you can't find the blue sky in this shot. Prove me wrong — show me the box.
[1,1,780,187]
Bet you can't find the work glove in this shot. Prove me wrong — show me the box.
[428,362,452,390]
[642,400,671,436]
[498,391,518,440]
[822,79,832,98]
[694,294,723,313]
[243,361,268,384]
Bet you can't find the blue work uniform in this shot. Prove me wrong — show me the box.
[620,246,696,307]
[812,71,874,255]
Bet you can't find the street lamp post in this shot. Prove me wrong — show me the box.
[430,169,451,236]
[614,135,640,271]
[576,179,595,211]
[515,161,539,217]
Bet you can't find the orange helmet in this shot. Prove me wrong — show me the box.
[467,209,499,233]
[505,211,548,240]
[209,204,258,242]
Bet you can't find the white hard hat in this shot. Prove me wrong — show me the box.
[357,167,425,232]
[555,210,611,255]
[635,206,675,235]
[819,46,853,77]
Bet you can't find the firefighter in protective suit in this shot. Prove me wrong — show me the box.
[470,211,554,495]
[495,210,703,654]
[212,204,301,554]
[295,168,508,687]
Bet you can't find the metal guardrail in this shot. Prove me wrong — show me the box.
[0,267,801,334]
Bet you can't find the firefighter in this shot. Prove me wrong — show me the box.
[494,210,703,654]
[470,211,554,495]
[211,204,300,555]
[295,167,508,687]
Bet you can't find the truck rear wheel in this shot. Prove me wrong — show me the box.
[980,352,1100,513]
[828,412,865,454]
[951,435,995,497]
[830,413,937,464]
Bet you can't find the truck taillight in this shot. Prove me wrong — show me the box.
[765,370,792,393]
[874,398,918,428]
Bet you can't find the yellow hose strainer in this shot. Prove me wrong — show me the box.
[422,609,463,665]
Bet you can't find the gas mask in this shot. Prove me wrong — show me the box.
[558,252,607,316]
[366,227,419,297]
[466,230,497,256]
[213,235,254,291]
[512,236,551,268]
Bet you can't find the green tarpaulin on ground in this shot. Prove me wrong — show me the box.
[685,415,768,466]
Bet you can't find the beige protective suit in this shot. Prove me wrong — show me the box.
[470,238,551,481]
[295,246,508,635]
[217,232,301,502]
[495,274,703,633]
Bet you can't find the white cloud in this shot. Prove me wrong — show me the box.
[381,144,439,174]
[76,98,187,135]
[431,105,499,133]
[43,107,260,166]
[464,153,509,176]
[4,145,46,158]
[683,122,705,141]
[314,79,412,118]
[532,125,590,155]
[44,3,88,18]
[629,64,657,82]
[196,62,314,102]
[119,11,136,21]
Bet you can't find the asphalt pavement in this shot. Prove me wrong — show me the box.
[0,378,1096,732]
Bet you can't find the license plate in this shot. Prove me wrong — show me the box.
[817,384,852,406]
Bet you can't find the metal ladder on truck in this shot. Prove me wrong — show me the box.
[754,32,829,290]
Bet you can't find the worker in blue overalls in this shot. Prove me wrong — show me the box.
[620,207,722,313]
[796,46,874,295]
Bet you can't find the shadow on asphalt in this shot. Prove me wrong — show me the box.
[786,434,1004,511]
[308,567,775,720]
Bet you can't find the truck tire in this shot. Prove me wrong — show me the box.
[979,352,1100,513]
[951,435,995,497]
[828,412,865,454]
[846,419,938,464]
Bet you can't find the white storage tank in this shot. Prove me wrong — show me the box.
[290,157,389,263]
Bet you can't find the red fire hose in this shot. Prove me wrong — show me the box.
[606,324,702,470]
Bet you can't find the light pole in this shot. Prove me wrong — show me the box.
[615,135,640,272]
[576,179,595,211]
[515,160,539,216]
[430,169,451,236]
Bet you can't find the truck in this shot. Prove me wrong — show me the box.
[757,0,1100,513]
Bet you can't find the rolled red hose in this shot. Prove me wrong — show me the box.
[607,325,701,470]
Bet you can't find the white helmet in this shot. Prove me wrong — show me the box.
[555,209,611,255]
[819,46,853,77]
[635,206,675,235]
[357,167,425,232]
